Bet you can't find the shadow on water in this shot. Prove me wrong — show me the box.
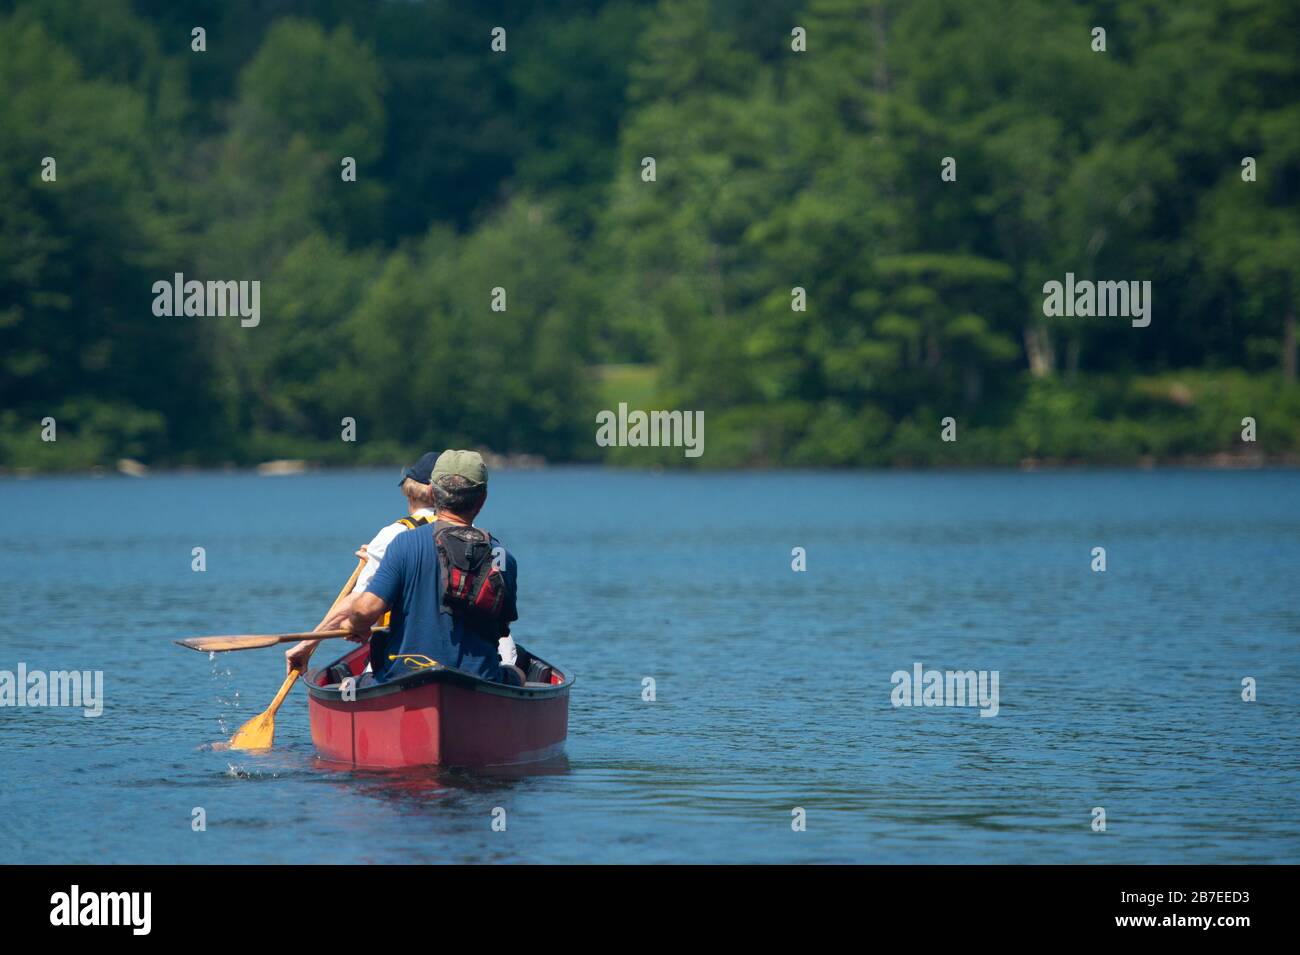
[307,754,572,810]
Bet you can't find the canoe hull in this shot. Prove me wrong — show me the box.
[306,644,571,770]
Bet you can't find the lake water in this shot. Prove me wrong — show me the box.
[1,468,1297,863]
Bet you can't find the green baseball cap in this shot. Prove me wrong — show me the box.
[432,449,488,487]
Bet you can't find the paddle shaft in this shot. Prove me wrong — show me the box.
[226,557,369,750]
[316,557,367,630]
[266,667,300,712]
[267,557,366,706]
[270,556,367,708]
[267,554,368,689]
[282,554,368,669]
[275,629,354,644]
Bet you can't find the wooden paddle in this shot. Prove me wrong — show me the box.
[223,557,365,751]
[177,629,353,653]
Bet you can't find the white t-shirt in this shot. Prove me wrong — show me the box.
[354,507,437,594]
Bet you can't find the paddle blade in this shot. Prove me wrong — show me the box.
[228,711,276,751]
[227,671,299,751]
[175,634,283,652]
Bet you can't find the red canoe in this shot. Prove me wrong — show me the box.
[305,643,572,769]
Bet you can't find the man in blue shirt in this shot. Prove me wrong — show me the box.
[326,450,520,685]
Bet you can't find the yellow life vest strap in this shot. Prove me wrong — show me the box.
[396,514,435,530]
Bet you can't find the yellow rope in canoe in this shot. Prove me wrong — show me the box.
[388,653,441,670]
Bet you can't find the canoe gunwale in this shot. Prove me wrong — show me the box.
[305,644,573,704]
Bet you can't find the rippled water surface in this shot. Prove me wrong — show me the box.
[1,468,1297,863]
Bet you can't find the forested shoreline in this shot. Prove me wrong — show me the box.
[3,0,1298,472]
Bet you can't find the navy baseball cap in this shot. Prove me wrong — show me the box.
[398,451,439,486]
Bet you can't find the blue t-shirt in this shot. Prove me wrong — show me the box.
[364,524,517,684]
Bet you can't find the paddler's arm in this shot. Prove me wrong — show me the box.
[285,639,316,674]
[285,590,363,675]
[287,594,387,670]
[336,591,387,641]
[284,594,387,674]
[285,544,379,674]
[321,532,401,655]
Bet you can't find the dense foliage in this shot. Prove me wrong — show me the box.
[2,0,1297,470]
